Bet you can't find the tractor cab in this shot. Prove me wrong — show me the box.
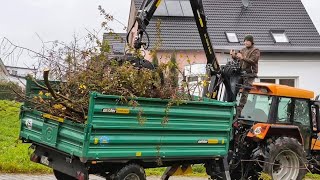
[238,82,320,151]
[239,83,314,122]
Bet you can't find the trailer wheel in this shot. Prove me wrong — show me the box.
[263,137,307,180]
[53,170,77,180]
[112,164,146,180]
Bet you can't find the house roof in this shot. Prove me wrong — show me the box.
[103,33,127,58]
[132,0,320,52]
[5,65,37,70]
[103,32,127,45]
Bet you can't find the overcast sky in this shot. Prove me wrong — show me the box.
[0,0,319,67]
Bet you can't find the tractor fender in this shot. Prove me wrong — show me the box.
[247,123,303,145]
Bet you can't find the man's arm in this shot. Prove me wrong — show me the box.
[242,49,260,65]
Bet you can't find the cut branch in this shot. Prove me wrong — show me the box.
[43,69,58,99]
[32,70,84,117]
[31,76,73,103]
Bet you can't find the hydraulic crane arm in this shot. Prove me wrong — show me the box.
[133,0,219,73]
[130,0,241,102]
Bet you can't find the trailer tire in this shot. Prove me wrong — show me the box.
[53,169,77,180]
[113,164,146,180]
[264,137,307,180]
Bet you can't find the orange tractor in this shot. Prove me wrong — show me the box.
[227,82,320,179]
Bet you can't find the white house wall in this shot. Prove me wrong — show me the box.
[195,52,320,97]
[6,67,35,77]
[258,60,320,95]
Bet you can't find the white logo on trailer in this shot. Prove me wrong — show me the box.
[25,119,33,129]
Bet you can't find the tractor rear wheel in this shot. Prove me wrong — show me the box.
[263,137,307,180]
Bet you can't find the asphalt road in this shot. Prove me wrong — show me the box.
[0,174,208,180]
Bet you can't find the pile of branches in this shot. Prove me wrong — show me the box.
[28,51,189,123]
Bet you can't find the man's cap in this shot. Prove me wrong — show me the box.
[244,35,254,44]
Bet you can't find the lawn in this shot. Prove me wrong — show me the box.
[0,100,319,180]
[0,100,51,173]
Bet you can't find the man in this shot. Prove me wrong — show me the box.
[230,35,260,119]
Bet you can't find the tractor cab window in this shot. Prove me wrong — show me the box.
[277,98,311,125]
[239,94,271,122]
[277,97,293,123]
[293,99,312,150]
[293,99,310,126]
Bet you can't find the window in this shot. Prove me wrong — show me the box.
[180,0,193,16]
[11,70,18,76]
[225,32,239,43]
[154,0,169,16]
[200,76,207,81]
[184,64,206,77]
[279,79,295,87]
[112,43,125,54]
[312,105,318,131]
[258,78,296,87]
[277,97,293,123]
[239,94,271,122]
[166,0,183,16]
[293,99,310,126]
[293,99,312,149]
[260,79,276,84]
[270,30,289,43]
[187,76,198,82]
[154,0,193,17]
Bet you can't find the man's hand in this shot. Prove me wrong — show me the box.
[230,49,236,58]
[236,53,243,60]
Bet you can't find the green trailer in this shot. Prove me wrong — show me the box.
[19,80,235,180]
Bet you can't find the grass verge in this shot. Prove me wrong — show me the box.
[0,100,51,173]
